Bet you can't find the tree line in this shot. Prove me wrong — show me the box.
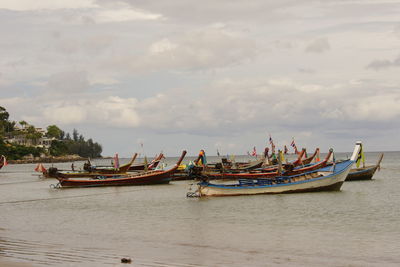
[0,106,102,160]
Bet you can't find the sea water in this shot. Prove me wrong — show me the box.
[0,152,399,266]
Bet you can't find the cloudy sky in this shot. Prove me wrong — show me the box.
[1,0,400,157]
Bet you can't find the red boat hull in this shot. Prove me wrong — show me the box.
[58,151,186,188]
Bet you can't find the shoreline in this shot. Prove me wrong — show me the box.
[8,155,88,164]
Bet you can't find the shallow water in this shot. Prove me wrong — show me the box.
[0,152,399,266]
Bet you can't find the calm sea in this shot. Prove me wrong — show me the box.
[0,151,399,266]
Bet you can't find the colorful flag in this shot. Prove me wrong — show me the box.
[356,144,365,168]
[279,150,285,163]
[291,138,299,154]
[197,150,207,166]
[269,135,275,153]
[251,146,257,156]
[113,153,120,169]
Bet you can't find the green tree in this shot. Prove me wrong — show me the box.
[0,106,10,137]
[26,126,42,145]
[0,106,9,121]
[46,125,62,139]
[49,140,68,156]
[19,120,28,129]
[72,129,79,141]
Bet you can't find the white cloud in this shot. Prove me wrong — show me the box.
[149,39,177,55]
[93,28,257,75]
[95,7,161,23]
[19,96,141,128]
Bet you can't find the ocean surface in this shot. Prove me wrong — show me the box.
[0,151,399,266]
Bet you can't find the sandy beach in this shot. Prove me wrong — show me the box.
[0,258,34,267]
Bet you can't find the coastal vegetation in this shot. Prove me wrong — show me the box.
[0,106,102,160]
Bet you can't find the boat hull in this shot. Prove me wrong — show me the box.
[198,160,353,197]
[345,153,383,181]
[345,166,378,181]
[59,172,172,188]
[58,150,187,188]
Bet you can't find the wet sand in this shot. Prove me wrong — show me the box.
[0,258,34,267]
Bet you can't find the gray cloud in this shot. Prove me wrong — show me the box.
[366,55,400,70]
[99,28,257,73]
[305,38,330,53]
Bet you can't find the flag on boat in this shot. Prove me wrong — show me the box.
[315,148,320,162]
[34,163,47,173]
[251,146,257,157]
[279,150,285,163]
[269,135,275,153]
[291,138,299,154]
[113,153,120,169]
[197,150,207,166]
[356,144,365,168]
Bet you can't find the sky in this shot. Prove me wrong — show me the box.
[0,0,400,157]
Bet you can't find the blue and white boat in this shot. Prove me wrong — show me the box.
[194,142,362,197]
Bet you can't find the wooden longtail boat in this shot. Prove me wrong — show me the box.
[56,151,186,188]
[89,154,137,173]
[230,158,265,170]
[191,142,362,197]
[201,150,332,180]
[48,154,138,179]
[128,153,164,171]
[302,148,320,165]
[345,153,384,181]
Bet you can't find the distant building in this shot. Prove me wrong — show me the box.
[4,127,56,149]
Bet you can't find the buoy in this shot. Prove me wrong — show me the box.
[121,258,132,264]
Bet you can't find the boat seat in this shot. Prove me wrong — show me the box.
[275,177,292,184]
[256,179,273,185]
[239,179,256,186]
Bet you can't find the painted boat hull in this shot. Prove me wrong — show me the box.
[58,151,186,188]
[345,165,378,181]
[59,171,173,187]
[198,160,353,197]
[345,153,383,181]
